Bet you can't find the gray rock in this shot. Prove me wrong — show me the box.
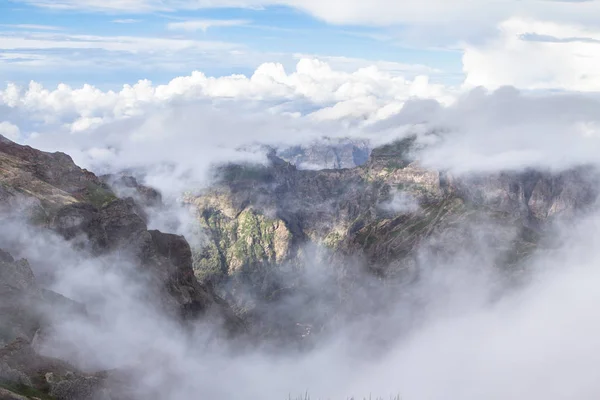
[0,387,29,400]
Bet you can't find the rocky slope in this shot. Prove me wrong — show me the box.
[1,132,599,397]
[186,135,600,339]
[0,135,243,399]
[276,138,371,170]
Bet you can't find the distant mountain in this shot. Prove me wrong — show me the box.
[186,135,599,341]
[0,133,598,398]
[276,138,371,170]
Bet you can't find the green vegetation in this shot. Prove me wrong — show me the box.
[371,136,416,161]
[323,231,344,249]
[27,206,53,227]
[84,182,117,209]
[219,164,275,183]
[193,207,291,282]
[383,160,408,172]
[0,382,56,400]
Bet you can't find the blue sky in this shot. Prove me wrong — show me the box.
[0,0,464,88]
[1,0,600,92]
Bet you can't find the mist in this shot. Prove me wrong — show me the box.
[2,173,600,399]
[5,56,600,400]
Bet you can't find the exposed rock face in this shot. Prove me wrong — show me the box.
[446,167,600,224]
[187,137,600,313]
[277,138,371,170]
[0,249,114,400]
[0,135,239,326]
[0,338,117,400]
[186,152,389,286]
[0,253,42,346]
[0,135,247,398]
[100,174,162,210]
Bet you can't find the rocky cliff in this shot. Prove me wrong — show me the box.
[186,135,600,340]
[276,138,371,170]
[0,135,243,399]
[1,132,599,397]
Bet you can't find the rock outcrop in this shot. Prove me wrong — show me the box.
[277,138,371,170]
[0,135,240,326]
[186,136,600,336]
[0,135,244,398]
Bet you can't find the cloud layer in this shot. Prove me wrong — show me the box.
[3,56,600,191]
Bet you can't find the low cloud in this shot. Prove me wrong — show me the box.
[463,17,600,91]
[0,121,20,141]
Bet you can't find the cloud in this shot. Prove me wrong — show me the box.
[0,30,244,72]
[7,172,600,399]
[463,18,600,91]
[409,87,600,173]
[0,121,20,141]
[0,58,450,133]
[4,55,600,186]
[13,0,600,36]
[112,19,142,24]
[0,24,63,31]
[0,31,238,53]
[167,19,250,32]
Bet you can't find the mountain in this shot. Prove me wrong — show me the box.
[0,135,243,399]
[0,133,598,398]
[186,135,600,340]
[276,138,371,170]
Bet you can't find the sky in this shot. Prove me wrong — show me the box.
[5,0,600,89]
[7,4,600,398]
[3,0,600,179]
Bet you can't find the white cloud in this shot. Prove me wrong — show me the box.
[0,58,451,133]
[463,17,600,91]
[0,32,238,53]
[112,19,141,24]
[167,19,250,32]
[14,0,600,32]
[0,30,245,71]
[4,56,600,184]
[0,121,20,141]
[0,24,63,31]
[413,87,600,173]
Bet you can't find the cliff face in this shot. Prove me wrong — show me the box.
[277,138,371,170]
[0,135,245,400]
[187,136,600,302]
[0,135,240,324]
[1,132,599,397]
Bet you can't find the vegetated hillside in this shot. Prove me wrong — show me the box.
[186,135,599,341]
[0,135,242,400]
[0,132,598,399]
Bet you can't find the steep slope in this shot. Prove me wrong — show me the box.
[0,134,239,324]
[0,135,244,398]
[277,138,371,170]
[186,136,600,336]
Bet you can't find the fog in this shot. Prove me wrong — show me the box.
[4,70,600,399]
[2,179,600,399]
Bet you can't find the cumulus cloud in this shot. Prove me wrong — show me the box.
[412,87,600,173]
[0,58,450,134]
[0,121,20,141]
[4,56,600,190]
[463,17,600,91]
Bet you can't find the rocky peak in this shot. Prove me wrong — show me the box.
[276,138,371,170]
[0,134,241,328]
